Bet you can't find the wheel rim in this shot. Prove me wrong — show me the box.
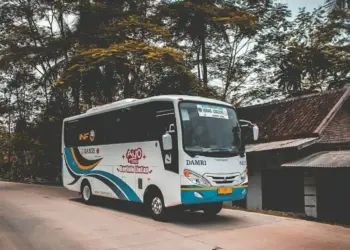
[83,185,91,201]
[151,197,163,215]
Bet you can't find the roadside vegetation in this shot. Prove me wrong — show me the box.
[0,0,349,183]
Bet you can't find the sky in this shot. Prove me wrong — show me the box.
[282,0,325,15]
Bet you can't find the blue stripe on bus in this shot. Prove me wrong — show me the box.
[86,170,141,202]
[64,147,100,175]
[181,187,248,204]
[88,174,128,200]
[64,147,141,202]
[64,147,92,175]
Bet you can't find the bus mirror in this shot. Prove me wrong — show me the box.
[162,133,173,150]
[253,125,259,141]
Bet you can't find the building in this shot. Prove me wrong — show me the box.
[236,87,350,224]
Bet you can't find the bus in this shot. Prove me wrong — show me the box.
[62,95,258,221]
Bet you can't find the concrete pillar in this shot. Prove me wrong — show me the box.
[304,174,317,218]
[247,171,262,210]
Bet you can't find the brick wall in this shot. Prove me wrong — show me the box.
[320,98,350,143]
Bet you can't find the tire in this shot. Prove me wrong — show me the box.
[203,202,223,217]
[147,191,168,221]
[81,181,94,205]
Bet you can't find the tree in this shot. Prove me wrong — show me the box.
[158,0,255,86]
[5,0,344,182]
[264,7,350,94]
[210,0,292,103]
[57,13,195,99]
[325,0,350,11]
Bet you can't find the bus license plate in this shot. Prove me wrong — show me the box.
[218,187,232,195]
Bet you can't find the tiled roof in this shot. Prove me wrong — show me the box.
[245,137,318,152]
[237,88,349,142]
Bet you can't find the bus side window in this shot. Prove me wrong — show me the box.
[104,106,149,144]
[103,109,127,144]
[127,105,151,142]
[64,121,78,147]
[154,101,176,134]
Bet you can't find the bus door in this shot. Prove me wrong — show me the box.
[154,103,179,174]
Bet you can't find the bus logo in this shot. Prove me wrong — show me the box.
[119,148,151,174]
[79,133,89,141]
[79,130,95,142]
[89,130,95,142]
[123,148,145,164]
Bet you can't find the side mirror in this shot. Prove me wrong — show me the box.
[253,125,259,141]
[239,119,259,141]
[162,132,173,150]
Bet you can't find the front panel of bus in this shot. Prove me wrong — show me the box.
[177,101,248,205]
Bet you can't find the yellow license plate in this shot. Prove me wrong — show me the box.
[218,187,232,195]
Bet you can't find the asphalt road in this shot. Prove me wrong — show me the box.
[1,181,350,250]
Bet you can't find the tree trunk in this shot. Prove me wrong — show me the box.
[201,36,208,86]
[197,45,201,83]
[72,83,81,114]
[104,64,114,103]
[123,72,131,98]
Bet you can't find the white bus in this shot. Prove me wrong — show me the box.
[62,95,258,221]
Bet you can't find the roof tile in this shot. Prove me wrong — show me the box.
[237,89,347,142]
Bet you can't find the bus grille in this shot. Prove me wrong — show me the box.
[205,174,240,185]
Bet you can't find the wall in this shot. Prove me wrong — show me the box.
[247,171,262,210]
[245,148,300,211]
[317,169,350,224]
[262,169,304,213]
[304,172,317,218]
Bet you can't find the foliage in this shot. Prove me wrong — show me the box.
[0,0,349,181]
[210,0,292,104]
[264,7,350,94]
[157,0,256,86]
[324,0,350,11]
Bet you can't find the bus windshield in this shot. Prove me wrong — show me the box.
[179,102,242,157]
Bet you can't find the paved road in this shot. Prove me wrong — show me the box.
[1,181,350,250]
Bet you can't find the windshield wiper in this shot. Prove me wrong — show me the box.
[186,148,231,152]
[206,148,232,152]
[185,148,238,158]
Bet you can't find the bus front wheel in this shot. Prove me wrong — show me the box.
[203,202,223,217]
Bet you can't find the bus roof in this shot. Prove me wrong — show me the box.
[63,95,233,122]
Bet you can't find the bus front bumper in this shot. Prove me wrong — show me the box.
[181,185,248,204]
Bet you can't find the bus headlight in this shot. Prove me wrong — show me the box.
[184,169,211,187]
[240,169,248,183]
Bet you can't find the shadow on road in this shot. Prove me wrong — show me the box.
[69,196,239,226]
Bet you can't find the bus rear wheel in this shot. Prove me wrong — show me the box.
[203,202,223,217]
[147,192,168,221]
[81,181,93,205]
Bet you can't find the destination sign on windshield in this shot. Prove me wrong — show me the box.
[197,104,229,119]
